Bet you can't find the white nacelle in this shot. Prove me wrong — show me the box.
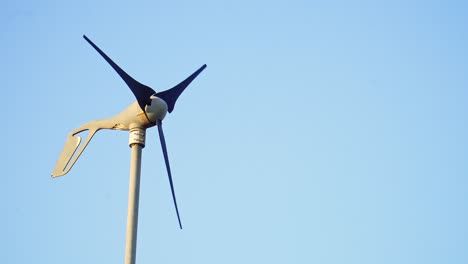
[51,97,169,177]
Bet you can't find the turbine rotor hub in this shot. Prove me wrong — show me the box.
[145,95,168,124]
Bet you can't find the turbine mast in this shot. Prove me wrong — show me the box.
[125,127,146,264]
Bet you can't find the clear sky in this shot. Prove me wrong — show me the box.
[3,0,468,263]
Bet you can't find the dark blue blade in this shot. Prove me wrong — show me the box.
[156,64,207,113]
[157,120,183,229]
[83,35,155,111]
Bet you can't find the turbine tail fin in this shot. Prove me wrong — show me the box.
[51,118,119,177]
[52,128,99,177]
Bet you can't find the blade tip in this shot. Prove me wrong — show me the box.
[83,35,92,44]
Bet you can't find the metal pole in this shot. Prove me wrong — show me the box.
[125,127,146,264]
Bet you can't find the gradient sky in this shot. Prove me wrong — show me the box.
[3,1,468,263]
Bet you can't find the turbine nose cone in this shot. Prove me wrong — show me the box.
[145,96,168,123]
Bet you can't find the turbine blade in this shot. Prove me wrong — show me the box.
[156,64,207,113]
[157,120,183,229]
[83,35,155,110]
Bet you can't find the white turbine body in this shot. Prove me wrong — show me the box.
[52,96,166,177]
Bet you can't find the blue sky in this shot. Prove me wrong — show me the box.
[3,0,468,263]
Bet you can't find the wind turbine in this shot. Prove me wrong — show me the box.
[52,35,206,264]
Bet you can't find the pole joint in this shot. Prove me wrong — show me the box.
[129,127,146,148]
